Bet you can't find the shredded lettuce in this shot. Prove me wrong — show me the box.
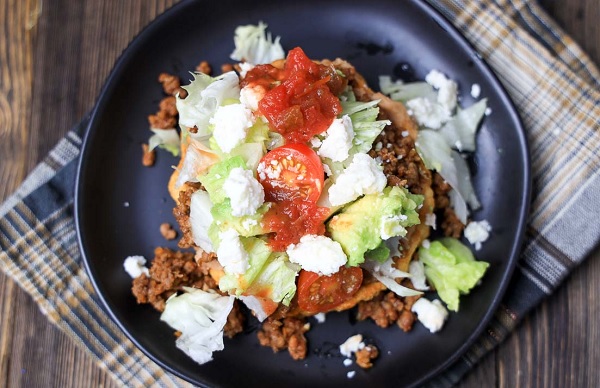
[415,130,479,223]
[160,287,235,365]
[176,71,241,137]
[245,253,300,306]
[219,239,300,306]
[219,237,272,294]
[148,128,180,156]
[189,190,215,253]
[230,22,285,65]
[198,156,247,204]
[418,239,489,311]
[174,138,220,188]
[362,256,421,297]
[208,201,269,246]
[438,99,487,152]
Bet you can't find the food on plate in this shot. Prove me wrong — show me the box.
[127,23,490,368]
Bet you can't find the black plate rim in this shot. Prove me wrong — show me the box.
[74,0,532,386]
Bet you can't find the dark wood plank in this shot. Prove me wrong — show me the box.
[1,1,178,387]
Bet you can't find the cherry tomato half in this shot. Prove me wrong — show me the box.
[257,143,324,203]
[296,266,363,313]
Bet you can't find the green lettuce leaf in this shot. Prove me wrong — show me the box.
[198,156,247,204]
[418,239,489,312]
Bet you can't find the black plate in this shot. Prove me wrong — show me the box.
[75,0,530,386]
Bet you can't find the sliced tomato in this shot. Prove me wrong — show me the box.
[257,143,324,203]
[296,266,363,313]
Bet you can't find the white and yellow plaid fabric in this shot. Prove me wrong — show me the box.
[1,1,599,386]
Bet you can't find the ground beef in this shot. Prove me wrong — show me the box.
[172,182,202,249]
[431,172,465,237]
[368,127,427,195]
[141,143,155,167]
[196,60,212,74]
[224,300,245,338]
[355,345,379,369]
[131,247,216,312]
[158,72,181,96]
[148,96,178,129]
[356,290,421,332]
[160,222,177,240]
[257,317,309,360]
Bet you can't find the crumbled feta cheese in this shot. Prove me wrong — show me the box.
[223,167,265,216]
[328,153,387,206]
[287,235,347,275]
[238,62,255,79]
[123,256,149,278]
[347,371,356,379]
[216,229,249,274]
[421,239,431,249]
[240,84,266,111]
[470,83,481,98]
[411,298,448,333]
[464,219,492,250]
[339,334,365,358]
[425,69,458,113]
[310,136,322,148]
[408,260,429,291]
[406,97,451,129]
[374,141,383,151]
[343,358,353,367]
[317,115,354,162]
[210,104,254,153]
[401,130,409,138]
[313,313,326,323]
[424,213,436,230]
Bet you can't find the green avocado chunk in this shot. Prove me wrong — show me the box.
[327,186,423,266]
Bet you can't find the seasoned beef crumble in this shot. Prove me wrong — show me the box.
[257,317,309,360]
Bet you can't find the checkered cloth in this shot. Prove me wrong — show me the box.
[1,0,599,386]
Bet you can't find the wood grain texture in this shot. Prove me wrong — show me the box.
[0,1,598,387]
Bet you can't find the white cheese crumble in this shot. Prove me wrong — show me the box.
[470,83,481,98]
[425,69,458,113]
[328,153,387,206]
[408,260,429,291]
[240,84,266,111]
[238,62,255,79]
[424,213,437,230]
[313,313,326,323]
[339,334,365,358]
[223,167,265,217]
[464,219,492,250]
[317,115,354,162]
[411,298,448,333]
[123,256,149,278]
[210,103,254,153]
[343,358,353,367]
[216,229,249,274]
[347,371,356,379]
[405,97,451,129]
[286,235,347,275]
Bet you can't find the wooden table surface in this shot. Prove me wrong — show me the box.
[1,1,598,387]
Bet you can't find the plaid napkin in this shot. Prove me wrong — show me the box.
[1,0,599,386]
